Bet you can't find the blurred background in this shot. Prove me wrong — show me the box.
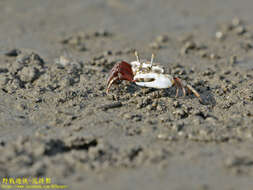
[1,0,253,58]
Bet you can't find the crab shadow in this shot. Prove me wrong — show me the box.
[164,86,216,106]
[198,87,216,106]
[125,83,216,106]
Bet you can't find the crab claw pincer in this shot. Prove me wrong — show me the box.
[106,61,135,93]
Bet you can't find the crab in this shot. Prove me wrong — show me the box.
[106,51,202,102]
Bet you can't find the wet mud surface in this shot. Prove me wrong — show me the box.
[0,0,253,189]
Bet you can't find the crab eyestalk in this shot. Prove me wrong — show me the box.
[134,51,140,63]
[150,53,154,68]
[106,61,135,94]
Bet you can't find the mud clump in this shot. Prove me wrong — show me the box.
[60,30,112,51]
[0,50,45,93]
[18,66,40,83]
[0,135,171,177]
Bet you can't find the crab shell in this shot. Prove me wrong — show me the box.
[130,60,164,74]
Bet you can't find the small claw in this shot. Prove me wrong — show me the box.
[106,61,135,94]
[106,76,118,94]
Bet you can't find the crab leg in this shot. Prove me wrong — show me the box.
[174,77,186,97]
[173,77,202,102]
[186,84,202,102]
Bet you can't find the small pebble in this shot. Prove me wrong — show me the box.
[147,105,153,111]
[209,53,219,59]
[199,50,208,58]
[230,55,237,64]
[157,133,168,140]
[178,34,193,43]
[184,41,196,50]
[180,47,187,55]
[177,131,185,137]
[225,156,253,168]
[124,48,135,54]
[114,50,122,55]
[243,32,253,39]
[123,113,132,119]
[3,49,21,57]
[240,41,252,51]
[173,109,187,119]
[98,102,122,111]
[0,75,8,86]
[157,105,163,111]
[73,126,83,132]
[205,117,217,124]
[68,36,81,45]
[215,31,225,40]
[18,67,39,83]
[232,17,241,27]
[103,50,112,56]
[235,26,246,35]
[156,34,169,43]
[56,56,71,66]
[172,122,184,132]
[17,103,27,111]
[199,129,211,137]
[149,42,162,49]
[98,29,111,37]
[181,41,196,55]
[76,44,86,51]
[173,101,181,108]
[220,24,233,32]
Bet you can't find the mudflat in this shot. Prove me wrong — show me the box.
[0,0,253,189]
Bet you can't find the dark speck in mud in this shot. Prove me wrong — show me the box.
[98,102,123,111]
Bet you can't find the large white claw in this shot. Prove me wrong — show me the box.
[134,73,174,89]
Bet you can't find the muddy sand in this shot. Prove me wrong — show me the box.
[0,0,253,190]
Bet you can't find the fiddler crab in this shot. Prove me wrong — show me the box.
[106,51,202,102]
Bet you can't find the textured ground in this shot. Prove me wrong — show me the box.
[0,0,253,190]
